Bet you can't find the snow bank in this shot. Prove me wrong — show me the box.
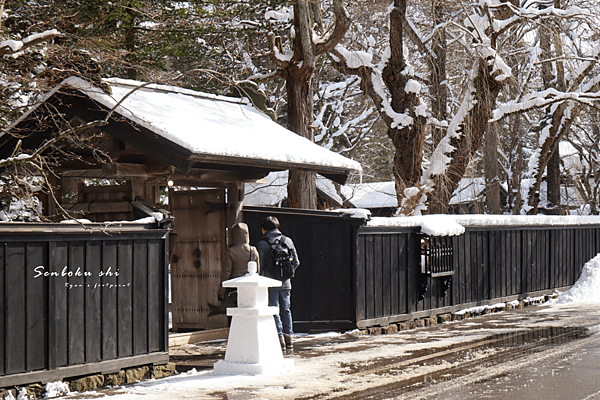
[56,216,159,225]
[44,381,70,397]
[553,254,600,305]
[4,388,28,400]
[245,171,345,207]
[333,208,372,220]
[341,181,397,209]
[337,178,496,210]
[368,215,465,236]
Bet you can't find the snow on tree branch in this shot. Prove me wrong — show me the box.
[423,63,479,182]
[492,44,600,124]
[0,29,60,56]
[492,89,600,123]
[331,46,415,130]
[313,0,350,56]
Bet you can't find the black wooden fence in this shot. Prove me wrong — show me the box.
[356,225,599,328]
[243,206,367,332]
[243,207,599,332]
[0,222,169,388]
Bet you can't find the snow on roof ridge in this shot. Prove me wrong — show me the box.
[103,77,250,106]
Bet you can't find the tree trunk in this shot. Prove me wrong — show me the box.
[386,0,426,210]
[547,148,561,213]
[527,7,569,215]
[265,0,348,210]
[591,110,600,214]
[539,16,561,214]
[286,67,317,209]
[428,60,502,213]
[389,124,426,205]
[309,0,324,33]
[484,124,501,213]
[526,105,567,214]
[508,114,524,215]
[0,0,5,31]
[431,0,448,148]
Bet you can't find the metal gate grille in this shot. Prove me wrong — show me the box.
[421,235,454,277]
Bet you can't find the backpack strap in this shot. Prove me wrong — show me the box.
[264,234,285,247]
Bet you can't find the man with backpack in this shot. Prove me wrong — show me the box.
[257,216,300,353]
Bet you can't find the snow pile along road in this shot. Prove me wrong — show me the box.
[553,254,600,305]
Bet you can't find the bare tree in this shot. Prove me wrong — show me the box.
[332,0,427,214]
[491,3,600,214]
[263,0,350,209]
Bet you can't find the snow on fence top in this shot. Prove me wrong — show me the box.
[368,214,600,236]
[63,77,362,174]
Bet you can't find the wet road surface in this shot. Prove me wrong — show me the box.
[65,301,600,400]
[304,325,599,400]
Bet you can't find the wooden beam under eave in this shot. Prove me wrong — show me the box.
[60,164,270,185]
[187,155,353,185]
[167,169,269,186]
[103,162,169,178]
[60,163,169,178]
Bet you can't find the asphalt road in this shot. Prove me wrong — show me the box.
[310,302,600,400]
[435,310,600,400]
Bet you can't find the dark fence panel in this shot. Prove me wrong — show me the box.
[0,223,169,388]
[242,210,600,331]
[356,225,600,328]
[243,206,366,333]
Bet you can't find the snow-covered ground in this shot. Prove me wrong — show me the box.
[551,254,600,305]
[42,253,600,400]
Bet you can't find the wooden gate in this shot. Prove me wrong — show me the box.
[169,189,227,330]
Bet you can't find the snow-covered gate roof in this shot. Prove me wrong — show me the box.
[2,76,361,184]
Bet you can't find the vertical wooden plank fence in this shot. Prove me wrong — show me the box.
[0,223,169,388]
[355,225,600,328]
[243,207,366,333]
[242,208,600,332]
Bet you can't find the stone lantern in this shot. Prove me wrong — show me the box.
[214,261,294,374]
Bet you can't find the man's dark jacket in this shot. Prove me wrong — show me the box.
[257,229,300,289]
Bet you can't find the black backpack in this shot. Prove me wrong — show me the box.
[266,235,295,281]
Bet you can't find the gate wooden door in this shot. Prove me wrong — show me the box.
[169,189,227,330]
